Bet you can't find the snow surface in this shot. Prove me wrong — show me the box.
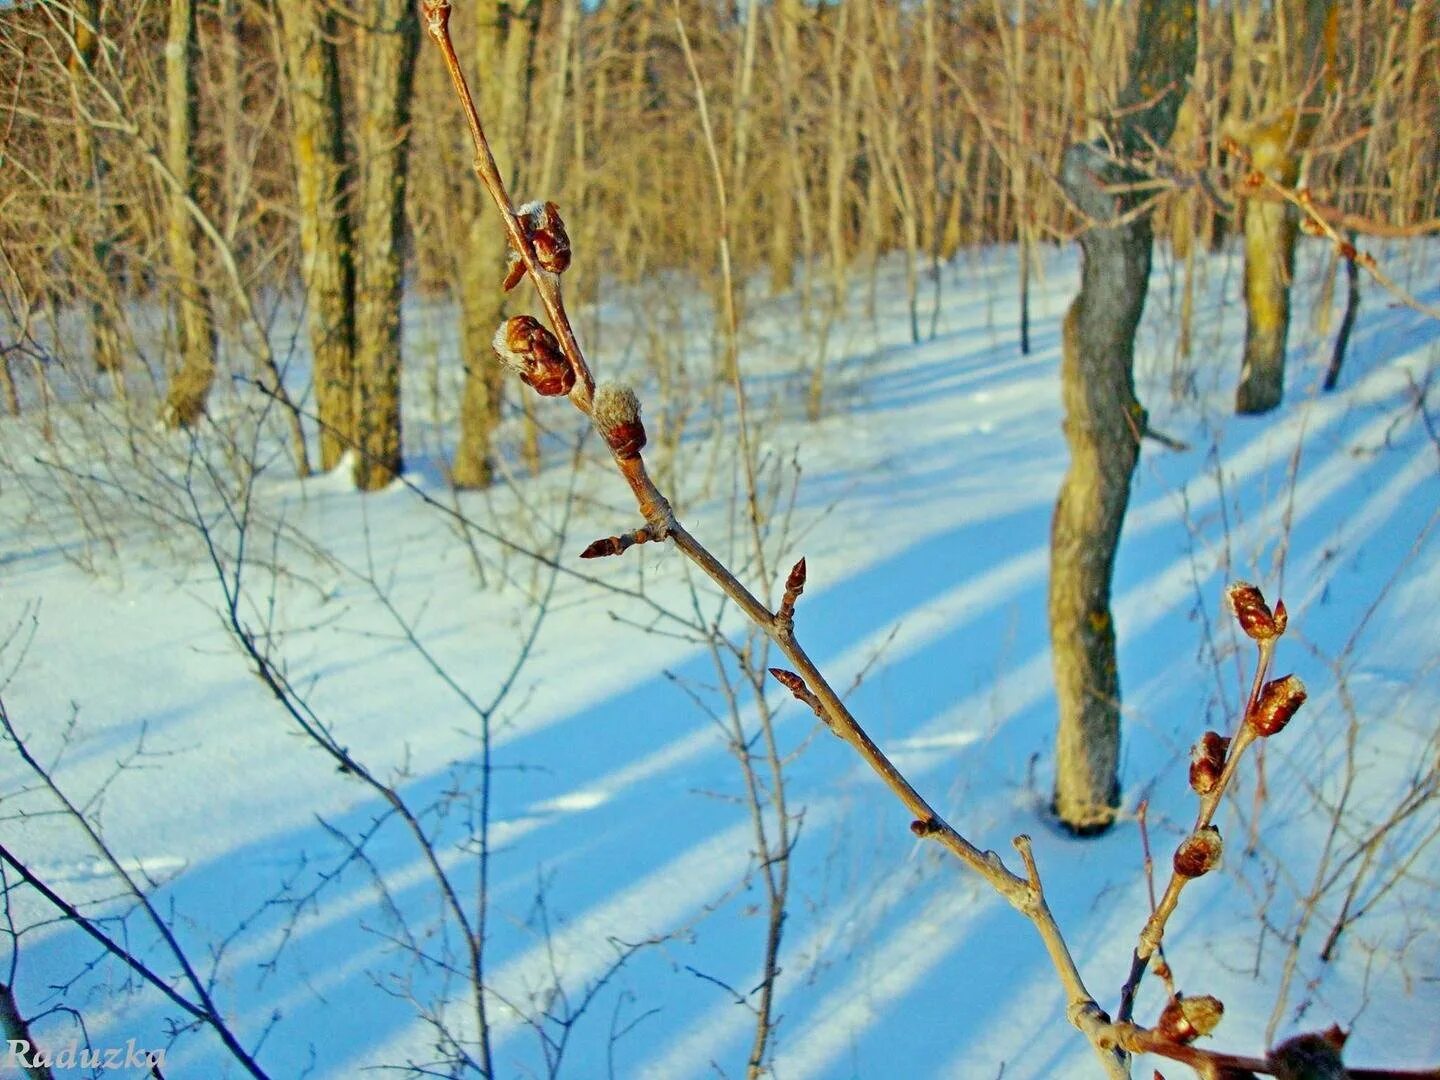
[1,240,1437,1079]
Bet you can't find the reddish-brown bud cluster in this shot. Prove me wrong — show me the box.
[1173,825,1223,879]
[492,315,575,396]
[1156,994,1225,1044]
[1226,582,1286,642]
[1248,674,1307,737]
[503,200,572,290]
[591,382,646,459]
[1189,731,1231,795]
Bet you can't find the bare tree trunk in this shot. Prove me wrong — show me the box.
[66,0,123,377]
[766,0,807,296]
[452,0,541,489]
[1050,0,1195,835]
[993,0,1032,354]
[162,0,217,429]
[1235,185,1299,414]
[276,0,356,470]
[1234,0,1334,415]
[351,0,420,490]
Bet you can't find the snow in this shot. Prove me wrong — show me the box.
[1,239,1437,1079]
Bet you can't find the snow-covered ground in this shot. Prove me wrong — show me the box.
[1,240,1436,1079]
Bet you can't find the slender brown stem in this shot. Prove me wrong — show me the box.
[419,5,1125,1074]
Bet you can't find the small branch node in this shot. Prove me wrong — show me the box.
[910,816,941,838]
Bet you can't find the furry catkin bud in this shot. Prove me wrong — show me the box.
[1248,674,1307,737]
[492,316,575,397]
[1226,582,1281,641]
[1189,731,1231,795]
[501,201,573,290]
[1173,826,1223,878]
[592,382,646,459]
[1156,994,1225,1044]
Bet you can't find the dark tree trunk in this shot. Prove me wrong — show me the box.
[1049,0,1195,834]
[1322,235,1360,392]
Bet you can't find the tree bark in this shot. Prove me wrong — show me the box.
[66,0,123,377]
[1050,0,1195,834]
[351,0,420,491]
[1234,0,1334,415]
[451,0,542,489]
[162,0,217,429]
[276,0,356,471]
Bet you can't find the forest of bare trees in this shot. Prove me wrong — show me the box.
[2,0,1436,444]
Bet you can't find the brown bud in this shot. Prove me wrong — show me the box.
[501,251,527,292]
[769,667,807,697]
[1189,731,1231,795]
[777,557,807,626]
[910,817,940,837]
[580,536,624,559]
[501,202,573,290]
[1248,674,1306,737]
[492,315,575,397]
[592,382,646,459]
[1226,582,1280,641]
[1156,994,1225,1044]
[1173,825,1223,879]
[785,557,807,595]
[519,200,571,274]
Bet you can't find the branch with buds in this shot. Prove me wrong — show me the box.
[419,5,1438,1076]
[1220,137,1440,324]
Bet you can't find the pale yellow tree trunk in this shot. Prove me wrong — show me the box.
[766,0,808,296]
[276,0,356,470]
[1234,0,1334,415]
[351,0,420,490]
[452,0,541,489]
[162,0,217,430]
